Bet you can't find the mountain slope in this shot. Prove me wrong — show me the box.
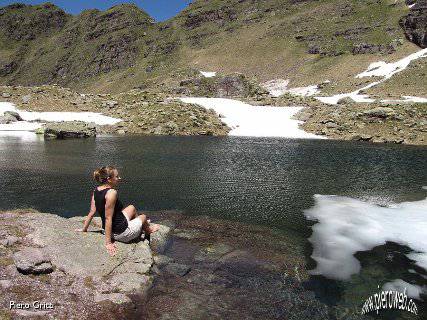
[0,0,425,96]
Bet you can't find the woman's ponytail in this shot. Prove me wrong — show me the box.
[93,166,116,184]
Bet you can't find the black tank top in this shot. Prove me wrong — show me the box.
[93,187,128,234]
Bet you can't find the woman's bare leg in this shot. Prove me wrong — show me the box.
[122,205,137,220]
[138,214,160,234]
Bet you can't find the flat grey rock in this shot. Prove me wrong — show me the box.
[22,212,158,294]
[109,273,152,293]
[13,247,53,274]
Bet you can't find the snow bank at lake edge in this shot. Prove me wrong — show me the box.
[0,101,121,132]
[180,97,324,139]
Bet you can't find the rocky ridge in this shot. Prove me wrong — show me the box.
[0,0,421,93]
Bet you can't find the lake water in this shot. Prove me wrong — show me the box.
[1,134,426,318]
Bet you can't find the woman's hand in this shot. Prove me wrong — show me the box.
[105,242,117,256]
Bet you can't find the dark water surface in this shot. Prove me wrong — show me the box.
[1,135,426,227]
[1,134,427,318]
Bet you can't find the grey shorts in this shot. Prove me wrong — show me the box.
[113,213,143,243]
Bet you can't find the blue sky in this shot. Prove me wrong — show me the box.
[0,0,192,21]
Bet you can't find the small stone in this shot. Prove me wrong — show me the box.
[94,292,131,304]
[22,95,31,104]
[1,92,11,98]
[0,236,20,247]
[0,279,12,289]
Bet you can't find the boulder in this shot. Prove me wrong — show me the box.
[4,111,22,121]
[13,247,54,274]
[149,223,173,254]
[43,121,96,139]
[400,0,427,48]
[362,107,396,119]
[0,112,21,124]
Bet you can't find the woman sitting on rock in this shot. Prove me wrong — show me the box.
[77,166,159,256]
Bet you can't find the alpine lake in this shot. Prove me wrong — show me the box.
[1,133,426,320]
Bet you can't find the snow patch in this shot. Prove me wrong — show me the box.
[261,79,290,97]
[381,96,427,103]
[356,48,427,79]
[262,79,320,97]
[316,48,427,105]
[287,85,320,97]
[179,97,324,139]
[0,101,121,132]
[0,121,42,131]
[303,191,427,281]
[200,71,217,78]
[383,279,426,300]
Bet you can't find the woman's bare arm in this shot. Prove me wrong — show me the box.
[104,190,118,256]
[76,193,96,232]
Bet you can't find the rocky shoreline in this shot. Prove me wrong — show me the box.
[0,209,367,319]
[295,101,427,145]
[0,85,230,137]
[1,83,426,145]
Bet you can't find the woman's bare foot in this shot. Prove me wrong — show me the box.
[147,223,160,234]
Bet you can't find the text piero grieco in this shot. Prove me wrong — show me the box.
[9,300,54,310]
[361,288,418,315]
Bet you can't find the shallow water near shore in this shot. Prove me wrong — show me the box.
[1,134,427,318]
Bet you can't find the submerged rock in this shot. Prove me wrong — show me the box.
[163,262,191,276]
[150,224,173,254]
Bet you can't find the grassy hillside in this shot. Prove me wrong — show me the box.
[0,0,425,97]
